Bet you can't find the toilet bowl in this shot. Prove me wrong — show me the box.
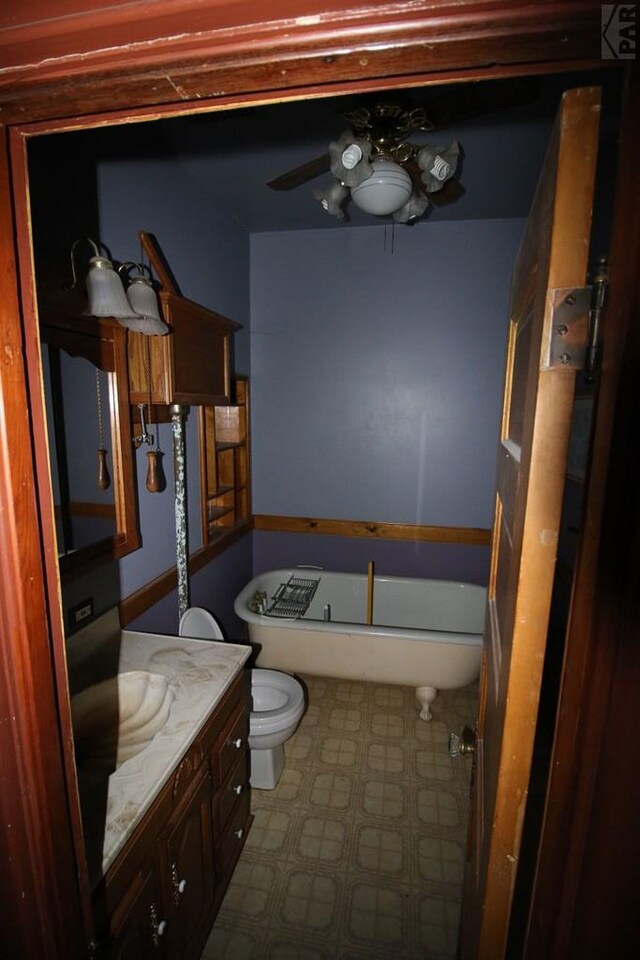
[178,607,305,789]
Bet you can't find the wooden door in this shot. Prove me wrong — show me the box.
[459,86,601,960]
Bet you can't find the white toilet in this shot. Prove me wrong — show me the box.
[178,606,305,789]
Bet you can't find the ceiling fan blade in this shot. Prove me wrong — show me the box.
[424,76,541,128]
[426,178,466,207]
[267,153,331,190]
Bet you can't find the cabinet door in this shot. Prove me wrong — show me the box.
[163,765,215,959]
[108,866,168,960]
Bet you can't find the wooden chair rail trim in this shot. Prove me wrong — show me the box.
[253,514,491,545]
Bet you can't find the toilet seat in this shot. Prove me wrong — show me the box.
[250,669,305,733]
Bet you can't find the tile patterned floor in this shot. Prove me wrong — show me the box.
[200,675,477,960]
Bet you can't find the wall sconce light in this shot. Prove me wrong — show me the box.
[118,263,169,336]
[71,238,136,320]
[70,239,168,335]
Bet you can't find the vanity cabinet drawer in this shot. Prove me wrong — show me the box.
[215,703,249,787]
[217,748,250,834]
[218,787,251,879]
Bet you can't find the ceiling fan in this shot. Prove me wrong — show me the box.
[267,78,541,223]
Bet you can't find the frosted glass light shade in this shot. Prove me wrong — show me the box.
[127,277,163,321]
[123,314,170,335]
[85,256,137,319]
[350,159,413,216]
[121,278,169,335]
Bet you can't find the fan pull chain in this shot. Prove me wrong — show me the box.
[382,223,396,256]
[95,368,111,490]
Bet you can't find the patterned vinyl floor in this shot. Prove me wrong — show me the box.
[200,674,477,960]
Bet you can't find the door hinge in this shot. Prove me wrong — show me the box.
[543,287,591,371]
[585,255,609,382]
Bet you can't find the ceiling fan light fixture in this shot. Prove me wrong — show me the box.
[393,190,430,224]
[341,144,363,169]
[418,141,460,193]
[313,180,349,219]
[329,131,373,187]
[350,158,412,216]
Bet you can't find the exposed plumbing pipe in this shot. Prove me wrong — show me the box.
[171,403,190,619]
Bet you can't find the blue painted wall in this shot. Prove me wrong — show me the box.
[249,219,524,583]
[253,532,491,587]
[94,148,253,629]
[250,220,523,525]
[126,534,253,638]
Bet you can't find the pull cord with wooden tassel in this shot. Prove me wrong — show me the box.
[95,368,111,490]
[142,334,165,492]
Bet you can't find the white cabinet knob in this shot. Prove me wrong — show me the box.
[232,783,243,795]
[234,828,244,839]
[232,737,243,749]
[171,862,187,903]
[150,903,167,947]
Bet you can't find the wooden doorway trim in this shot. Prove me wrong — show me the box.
[0,2,605,126]
[0,131,88,957]
[0,3,631,958]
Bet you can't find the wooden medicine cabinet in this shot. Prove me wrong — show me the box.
[128,291,239,408]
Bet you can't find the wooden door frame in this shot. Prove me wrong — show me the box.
[0,2,631,956]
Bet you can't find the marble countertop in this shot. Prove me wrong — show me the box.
[67,610,251,882]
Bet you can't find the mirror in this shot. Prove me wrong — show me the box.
[39,296,140,576]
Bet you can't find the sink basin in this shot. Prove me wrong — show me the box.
[71,671,174,769]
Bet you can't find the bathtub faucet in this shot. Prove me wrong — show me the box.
[250,590,268,614]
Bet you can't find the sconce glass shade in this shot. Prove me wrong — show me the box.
[123,313,170,335]
[350,159,413,216]
[121,281,169,335]
[85,255,138,319]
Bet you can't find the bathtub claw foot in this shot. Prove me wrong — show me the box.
[416,686,438,721]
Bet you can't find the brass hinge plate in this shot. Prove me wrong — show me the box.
[543,287,591,370]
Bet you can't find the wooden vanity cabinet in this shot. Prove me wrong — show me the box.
[98,671,251,959]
